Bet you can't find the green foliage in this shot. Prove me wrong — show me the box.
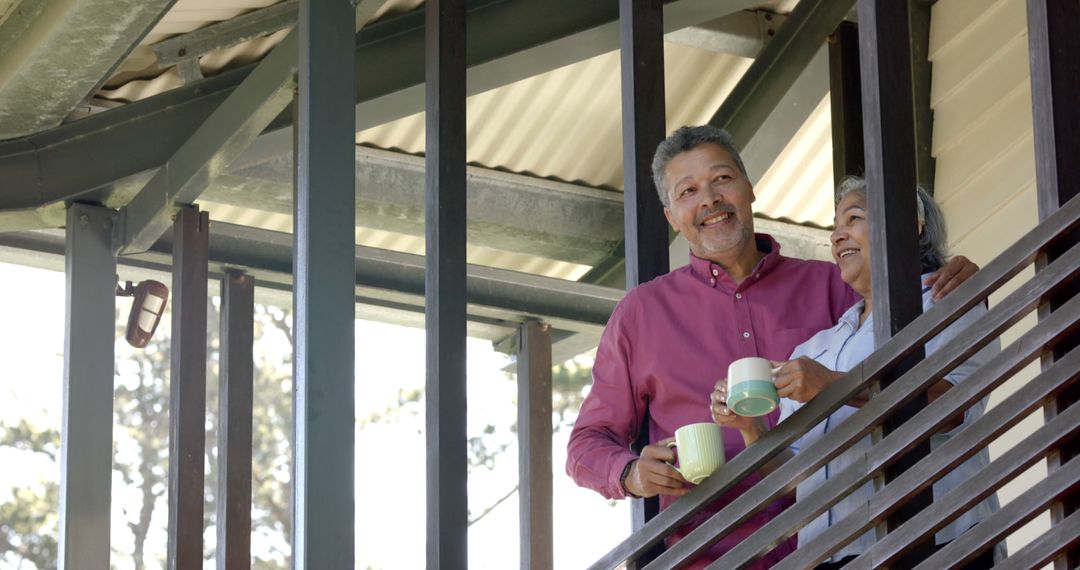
[0,421,59,570]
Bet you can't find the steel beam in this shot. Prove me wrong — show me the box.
[58,203,117,570]
[0,222,622,335]
[857,1,931,565]
[517,320,553,570]
[425,0,469,566]
[1027,1,1080,567]
[664,10,782,58]
[154,0,299,67]
[120,30,298,255]
[209,146,625,266]
[709,0,854,147]
[738,44,829,181]
[217,270,254,570]
[152,0,422,69]
[0,0,760,211]
[292,0,356,566]
[167,206,210,570]
[0,0,176,138]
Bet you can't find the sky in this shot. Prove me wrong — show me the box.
[0,261,630,569]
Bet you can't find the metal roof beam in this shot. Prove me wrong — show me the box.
[0,0,176,139]
[151,0,415,69]
[119,31,298,255]
[153,0,298,67]
[664,10,785,59]
[709,0,854,146]
[203,146,625,266]
[0,221,620,335]
[0,0,761,210]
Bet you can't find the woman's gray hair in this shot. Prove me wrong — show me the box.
[835,176,949,272]
[651,125,748,207]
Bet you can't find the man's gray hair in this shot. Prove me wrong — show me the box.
[651,125,748,207]
[835,176,949,272]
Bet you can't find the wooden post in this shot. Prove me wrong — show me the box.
[1027,1,1080,567]
[619,0,668,566]
[167,206,210,570]
[857,0,932,565]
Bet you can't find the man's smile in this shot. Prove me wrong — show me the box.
[699,210,734,227]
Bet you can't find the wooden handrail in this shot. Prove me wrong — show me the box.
[589,194,1080,570]
[857,363,1080,568]
[728,301,1080,570]
[994,509,1080,570]
[657,240,1080,568]
[914,453,1080,569]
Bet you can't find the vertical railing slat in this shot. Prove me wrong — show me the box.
[167,205,210,570]
[518,321,553,570]
[217,270,254,570]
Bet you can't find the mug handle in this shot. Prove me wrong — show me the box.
[664,441,682,475]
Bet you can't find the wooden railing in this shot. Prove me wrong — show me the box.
[591,193,1080,569]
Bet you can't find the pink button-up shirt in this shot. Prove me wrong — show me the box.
[567,234,858,568]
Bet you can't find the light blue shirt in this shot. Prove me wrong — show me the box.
[778,280,1001,562]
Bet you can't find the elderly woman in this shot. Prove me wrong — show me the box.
[711,177,1002,570]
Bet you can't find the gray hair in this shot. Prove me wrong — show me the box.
[651,125,748,207]
[835,176,949,272]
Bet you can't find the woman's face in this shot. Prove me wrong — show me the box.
[831,191,872,296]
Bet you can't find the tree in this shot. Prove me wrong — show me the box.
[0,420,59,570]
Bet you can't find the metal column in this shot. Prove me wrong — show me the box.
[619,1,668,566]
[217,270,254,570]
[425,0,468,567]
[1027,1,1080,567]
[293,0,356,567]
[59,203,118,570]
[517,321,552,570]
[857,0,931,565]
[828,20,864,188]
[167,205,210,570]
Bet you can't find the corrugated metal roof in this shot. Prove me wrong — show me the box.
[86,0,837,277]
[0,0,20,28]
[357,43,836,228]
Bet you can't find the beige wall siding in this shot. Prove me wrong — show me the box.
[930,0,1050,560]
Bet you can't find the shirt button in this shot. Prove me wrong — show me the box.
[754,273,760,279]
[735,293,742,299]
[712,268,719,276]
[742,332,750,338]
[709,278,717,286]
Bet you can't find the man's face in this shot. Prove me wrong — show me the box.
[662,143,756,262]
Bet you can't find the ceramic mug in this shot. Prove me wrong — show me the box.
[665,422,725,484]
[727,356,781,417]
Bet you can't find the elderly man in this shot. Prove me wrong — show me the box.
[565,125,975,568]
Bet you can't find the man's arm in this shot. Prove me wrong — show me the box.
[565,296,689,499]
[924,255,978,301]
[565,299,648,500]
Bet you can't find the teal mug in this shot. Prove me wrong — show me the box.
[726,357,781,417]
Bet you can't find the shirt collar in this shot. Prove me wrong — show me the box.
[838,299,865,330]
[688,233,784,289]
[840,273,935,329]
